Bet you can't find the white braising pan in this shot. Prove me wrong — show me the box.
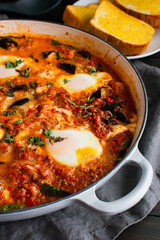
[0,21,153,221]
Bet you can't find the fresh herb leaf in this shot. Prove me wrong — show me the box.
[28,136,45,146]
[21,68,30,78]
[6,80,13,88]
[117,156,123,161]
[0,204,24,211]
[0,123,4,128]
[83,112,93,118]
[29,81,38,89]
[5,59,24,68]
[89,67,97,75]
[47,81,53,87]
[5,61,15,68]
[2,111,16,116]
[5,91,14,97]
[14,119,22,124]
[86,97,95,104]
[42,183,70,197]
[66,98,76,106]
[64,78,70,84]
[51,39,61,46]
[66,98,94,111]
[44,128,66,145]
[1,132,14,143]
[0,86,3,90]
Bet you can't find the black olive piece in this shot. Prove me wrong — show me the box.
[58,63,76,74]
[12,85,27,92]
[77,50,92,59]
[0,38,18,49]
[9,98,29,108]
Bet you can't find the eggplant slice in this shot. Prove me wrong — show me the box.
[0,37,18,49]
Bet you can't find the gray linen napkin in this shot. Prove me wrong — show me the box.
[0,55,160,240]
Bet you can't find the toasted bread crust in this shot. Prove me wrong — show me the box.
[115,1,160,28]
[87,22,149,56]
[63,6,86,30]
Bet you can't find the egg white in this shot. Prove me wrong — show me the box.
[0,55,30,79]
[56,72,112,94]
[46,129,103,167]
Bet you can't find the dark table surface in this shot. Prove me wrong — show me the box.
[1,0,160,239]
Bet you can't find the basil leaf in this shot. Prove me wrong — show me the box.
[42,184,70,197]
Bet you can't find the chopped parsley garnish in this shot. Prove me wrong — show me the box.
[5,91,14,97]
[1,132,14,143]
[21,68,30,78]
[42,183,70,197]
[44,128,65,145]
[0,86,3,90]
[28,136,45,146]
[47,81,53,87]
[64,78,70,84]
[89,67,97,75]
[66,98,94,111]
[29,81,38,89]
[51,39,61,46]
[5,59,24,68]
[6,80,13,88]
[86,97,95,104]
[14,119,22,124]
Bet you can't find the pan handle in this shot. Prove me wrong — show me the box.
[74,148,153,215]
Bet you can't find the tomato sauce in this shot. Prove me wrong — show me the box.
[0,36,137,210]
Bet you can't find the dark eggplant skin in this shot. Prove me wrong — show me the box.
[77,50,92,59]
[12,85,27,92]
[58,63,76,74]
[0,37,18,49]
[9,98,29,108]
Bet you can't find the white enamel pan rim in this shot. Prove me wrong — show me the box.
[0,20,151,217]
